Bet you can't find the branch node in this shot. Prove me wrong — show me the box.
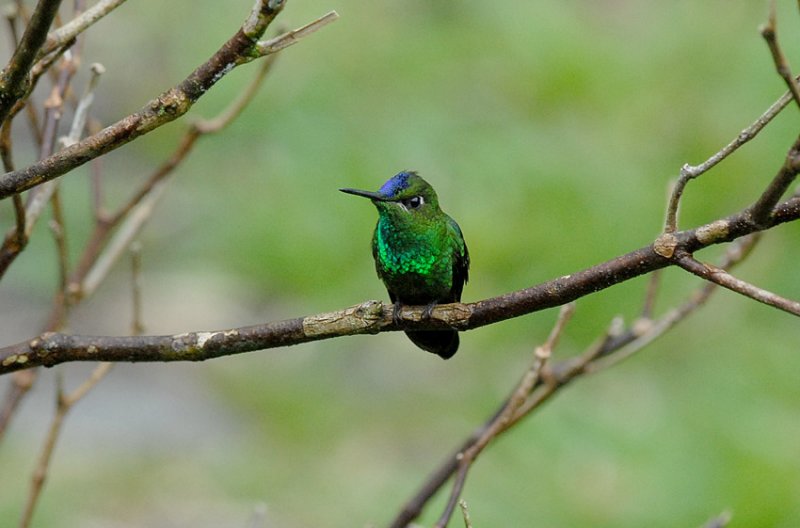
[695,219,730,245]
[653,233,678,258]
[631,317,653,337]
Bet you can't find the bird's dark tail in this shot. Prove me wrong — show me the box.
[405,330,459,359]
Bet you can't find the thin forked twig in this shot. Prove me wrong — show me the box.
[665,5,800,235]
[749,134,800,227]
[664,78,798,233]
[0,2,337,200]
[434,303,575,528]
[675,252,800,317]
[79,54,279,297]
[255,11,339,57]
[458,500,473,528]
[20,166,146,525]
[0,41,281,441]
[18,361,113,528]
[389,232,759,527]
[760,1,800,109]
[41,0,127,57]
[588,234,760,373]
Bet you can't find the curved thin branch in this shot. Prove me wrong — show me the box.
[1,194,799,375]
[664,81,799,233]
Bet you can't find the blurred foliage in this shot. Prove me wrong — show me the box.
[1,1,800,527]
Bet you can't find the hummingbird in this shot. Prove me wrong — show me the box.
[340,171,469,359]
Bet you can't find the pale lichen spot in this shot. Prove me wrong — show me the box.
[2,354,18,367]
[171,333,191,353]
[695,220,729,245]
[653,233,678,258]
[87,345,98,354]
[196,332,218,348]
[211,62,236,86]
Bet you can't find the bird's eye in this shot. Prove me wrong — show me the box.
[404,196,424,209]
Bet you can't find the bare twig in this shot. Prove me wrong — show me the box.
[760,2,800,108]
[41,0,127,56]
[0,0,63,125]
[48,189,69,293]
[701,510,732,528]
[665,16,800,236]
[0,2,337,200]
[18,361,113,528]
[675,252,800,316]
[61,62,104,148]
[22,51,77,227]
[193,52,277,134]
[77,53,278,297]
[458,500,473,528]
[749,134,800,227]
[130,241,144,336]
[5,4,21,44]
[640,269,661,319]
[0,30,281,436]
[254,10,339,57]
[1,5,45,149]
[90,156,105,222]
[11,194,25,242]
[434,304,575,528]
[0,106,25,248]
[587,233,760,373]
[389,233,759,527]
[0,49,78,278]
[81,178,167,299]
[664,82,798,233]
[0,370,34,440]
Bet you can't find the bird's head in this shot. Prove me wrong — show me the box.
[340,171,441,223]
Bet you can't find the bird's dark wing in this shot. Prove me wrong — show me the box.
[447,218,470,302]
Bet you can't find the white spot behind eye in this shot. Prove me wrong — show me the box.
[404,196,423,209]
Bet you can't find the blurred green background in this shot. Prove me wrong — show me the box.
[1,1,800,527]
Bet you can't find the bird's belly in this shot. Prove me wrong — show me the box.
[377,253,452,303]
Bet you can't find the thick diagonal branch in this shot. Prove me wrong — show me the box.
[0,1,337,200]
[2,194,799,375]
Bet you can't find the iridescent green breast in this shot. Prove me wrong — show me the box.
[372,216,455,302]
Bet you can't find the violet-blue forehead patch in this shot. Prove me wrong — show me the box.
[378,172,412,197]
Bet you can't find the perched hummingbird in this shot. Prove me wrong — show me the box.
[340,171,469,359]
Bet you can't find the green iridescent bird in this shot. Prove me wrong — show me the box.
[340,171,469,359]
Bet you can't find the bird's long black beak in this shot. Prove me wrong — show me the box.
[339,188,390,201]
